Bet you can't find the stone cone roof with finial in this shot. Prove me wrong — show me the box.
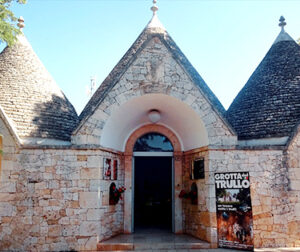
[77,1,227,131]
[226,16,300,140]
[0,17,78,141]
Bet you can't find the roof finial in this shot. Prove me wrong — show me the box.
[279,16,286,31]
[151,0,158,16]
[17,16,25,31]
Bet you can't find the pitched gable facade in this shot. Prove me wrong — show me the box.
[0,12,300,251]
[72,22,236,150]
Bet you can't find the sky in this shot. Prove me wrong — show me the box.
[4,0,300,114]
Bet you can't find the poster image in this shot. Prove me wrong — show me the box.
[103,158,112,180]
[215,172,254,251]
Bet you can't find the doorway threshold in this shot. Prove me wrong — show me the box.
[97,229,211,251]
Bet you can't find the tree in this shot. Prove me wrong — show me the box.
[0,0,26,46]
[297,38,300,46]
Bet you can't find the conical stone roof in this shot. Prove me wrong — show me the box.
[227,22,300,140]
[0,35,78,141]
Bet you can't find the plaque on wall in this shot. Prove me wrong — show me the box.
[103,158,112,180]
[191,158,205,179]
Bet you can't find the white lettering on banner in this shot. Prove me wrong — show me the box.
[215,172,250,189]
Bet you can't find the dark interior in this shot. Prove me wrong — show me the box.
[134,156,172,231]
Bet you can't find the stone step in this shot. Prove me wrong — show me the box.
[97,231,212,251]
[97,240,211,251]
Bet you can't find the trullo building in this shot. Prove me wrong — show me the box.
[0,3,300,251]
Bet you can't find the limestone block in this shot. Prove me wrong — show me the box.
[274,214,287,224]
[68,170,80,180]
[43,173,53,180]
[290,180,300,190]
[221,136,237,146]
[58,217,69,225]
[206,197,216,212]
[198,212,210,227]
[49,180,59,189]
[0,203,14,216]
[48,225,62,237]
[295,203,300,216]
[206,226,218,243]
[38,199,48,207]
[77,237,90,250]
[49,242,70,251]
[77,155,88,162]
[87,209,103,221]
[62,225,79,236]
[84,236,98,250]
[79,221,100,236]
[71,134,87,145]
[289,168,300,179]
[87,156,101,168]
[0,193,15,201]
[51,190,63,200]
[2,160,15,171]
[0,181,16,193]
[89,180,102,192]
[79,192,100,208]
[72,193,79,201]
[80,168,100,180]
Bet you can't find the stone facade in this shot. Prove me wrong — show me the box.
[1,12,300,252]
[0,121,124,250]
[2,121,300,250]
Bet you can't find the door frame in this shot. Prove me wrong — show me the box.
[132,152,174,232]
[124,124,183,234]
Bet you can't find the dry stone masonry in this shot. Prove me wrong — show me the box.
[0,9,300,252]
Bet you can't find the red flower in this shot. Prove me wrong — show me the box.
[179,190,187,198]
[109,185,126,205]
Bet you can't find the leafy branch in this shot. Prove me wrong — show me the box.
[0,0,26,46]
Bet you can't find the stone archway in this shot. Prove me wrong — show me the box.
[123,124,183,234]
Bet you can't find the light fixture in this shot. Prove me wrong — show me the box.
[148,109,161,123]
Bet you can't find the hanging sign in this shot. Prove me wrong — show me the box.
[215,172,254,251]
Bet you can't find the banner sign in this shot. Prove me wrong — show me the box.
[215,172,254,251]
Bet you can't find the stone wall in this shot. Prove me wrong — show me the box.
[182,147,298,248]
[286,129,300,247]
[0,118,20,248]
[182,148,213,243]
[73,37,236,148]
[0,145,124,251]
[2,108,300,250]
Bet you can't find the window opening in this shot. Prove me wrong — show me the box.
[133,132,173,152]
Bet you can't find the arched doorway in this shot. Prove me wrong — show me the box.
[124,124,183,234]
[133,133,173,231]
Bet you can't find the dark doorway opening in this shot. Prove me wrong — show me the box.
[134,156,172,231]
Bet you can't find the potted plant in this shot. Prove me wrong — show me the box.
[109,182,126,205]
[179,183,198,205]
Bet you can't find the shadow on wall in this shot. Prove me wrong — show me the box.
[31,94,79,141]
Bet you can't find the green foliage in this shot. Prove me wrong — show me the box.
[0,0,26,46]
[297,38,300,45]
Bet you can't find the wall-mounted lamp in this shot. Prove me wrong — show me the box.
[148,109,161,123]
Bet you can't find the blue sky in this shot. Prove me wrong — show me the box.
[5,0,300,114]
